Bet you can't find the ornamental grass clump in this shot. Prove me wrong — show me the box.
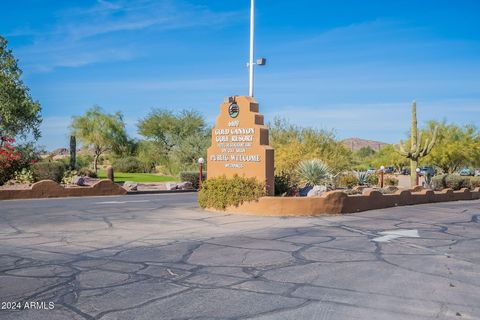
[296,159,332,186]
[198,175,266,210]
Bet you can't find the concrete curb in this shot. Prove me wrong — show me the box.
[126,189,198,195]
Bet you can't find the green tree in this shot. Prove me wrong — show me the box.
[355,146,376,159]
[173,134,210,171]
[70,106,128,172]
[269,118,353,176]
[423,121,480,173]
[369,144,408,171]
[138,109,210,174]
[0,36,42,141]
[111,138,139,158]
[138,109,206,153]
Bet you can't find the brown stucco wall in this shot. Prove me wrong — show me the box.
[215,187,480,216]
[0,180,127,201]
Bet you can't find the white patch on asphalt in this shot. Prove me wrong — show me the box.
[93,200,151,204]
[166,268,178,276]
[372,229,419,243]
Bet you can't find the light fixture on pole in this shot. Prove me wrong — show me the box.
[247,0,266,97]
[415,167,421,186]
[198,157,205,189]
[380,165,385,188]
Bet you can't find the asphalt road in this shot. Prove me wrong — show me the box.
[0,194,479,320]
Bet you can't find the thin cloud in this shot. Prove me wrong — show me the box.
[50,77,244,91]
[9,0,242,72]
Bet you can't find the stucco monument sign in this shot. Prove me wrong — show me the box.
[207,96,274,195]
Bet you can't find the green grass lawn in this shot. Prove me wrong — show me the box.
[97,171,177,183]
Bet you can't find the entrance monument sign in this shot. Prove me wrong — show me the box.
[207,96,274,195]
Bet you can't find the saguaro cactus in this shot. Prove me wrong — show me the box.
[398,101,438,187]
[69,135,77,170]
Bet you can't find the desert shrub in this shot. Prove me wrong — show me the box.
[337,173,358,189]
[77,155,93,169]
[444,175,470,190]
[179,171,207,190]
[274,171,298,196]
[352,164,369,172]
[379,187,399,194]
[1,165,17,185]
[62,170,78,184]
[57,155,94,170]
[384,176,399,186]
[0,137,23,185]
[469,176,480,189]
[297,159,331,186]
[112,156,144,173]
[432,174,447,190]
[78,167,97,178]
[8,168,35,184]
[198,175,265,210]
[367,173,379,186]
[31,161,65,183]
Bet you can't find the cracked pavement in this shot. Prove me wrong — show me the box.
[0,193,479,319]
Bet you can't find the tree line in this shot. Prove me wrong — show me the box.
[70,107,210,175]
[1,33,479,184]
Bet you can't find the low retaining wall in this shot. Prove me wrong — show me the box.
[218,188,480,216]
[0,180,127,201]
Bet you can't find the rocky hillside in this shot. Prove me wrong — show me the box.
[342,138,388,152]
[40,147,90,160]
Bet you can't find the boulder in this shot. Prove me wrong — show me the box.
[72,176,86,186]
[165,182,178,190]
[123,181,138,191]
[298,186,313,197]
[307,185,327,197]
[177,181,193,190]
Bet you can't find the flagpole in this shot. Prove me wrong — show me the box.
[249,0,255,97]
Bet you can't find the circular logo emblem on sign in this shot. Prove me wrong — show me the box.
[228,102,239,118]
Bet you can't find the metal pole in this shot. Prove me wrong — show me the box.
[248,0,255,97]
[199,163,203,189]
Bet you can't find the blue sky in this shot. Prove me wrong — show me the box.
[1,0,479,150]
